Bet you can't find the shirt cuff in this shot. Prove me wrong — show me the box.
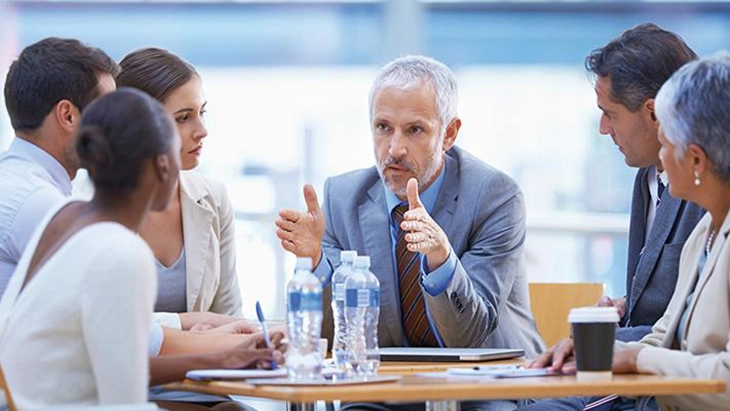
[152,312,182,330]
[420,250,457,296]
[148,321,164,358]
[312,250,334,288]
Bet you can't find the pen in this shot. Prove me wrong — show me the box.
[255,301,279,370]
[472,365,522,371]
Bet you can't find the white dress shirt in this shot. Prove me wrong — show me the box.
[0,138,71,295]
[645,166,669,242]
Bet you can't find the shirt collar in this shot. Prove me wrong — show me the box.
[384,160,447,215]
[9,138,72,196]
[658,169,668,187]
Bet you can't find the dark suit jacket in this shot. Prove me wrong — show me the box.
[314,146,544,357]
[618,167,705,342]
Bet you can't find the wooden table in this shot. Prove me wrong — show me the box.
[167,361,726,411]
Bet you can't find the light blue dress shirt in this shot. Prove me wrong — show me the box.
[315,163,456,346]
[0,138,71,295]
[381,163,457,296]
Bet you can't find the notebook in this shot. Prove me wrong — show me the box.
[378,347,524,362]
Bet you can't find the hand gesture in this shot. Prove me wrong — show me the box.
[597,296,627,318]
[527,338,576,373]
[275,184,325,267]
[401,178,451,271]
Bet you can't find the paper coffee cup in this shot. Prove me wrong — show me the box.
[568,307,619,381]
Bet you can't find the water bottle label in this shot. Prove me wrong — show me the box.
[346,289,379,307]
[370,289,380,307]
[288,291,322,311]
[334,283,345,302]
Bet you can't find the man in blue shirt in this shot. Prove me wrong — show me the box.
[276,56,543,364]
[0,37,118,295]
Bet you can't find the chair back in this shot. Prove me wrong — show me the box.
[0,366,16,411]
[528,282,605,347]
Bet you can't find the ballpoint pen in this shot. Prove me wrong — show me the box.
[255,301,279,370]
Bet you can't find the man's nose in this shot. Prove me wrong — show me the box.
[598,114,612,136]
[389,130,408,157]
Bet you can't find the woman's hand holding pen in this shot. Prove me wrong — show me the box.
[219,331,287,370]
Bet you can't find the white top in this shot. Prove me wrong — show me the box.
[645,167,669,241]
[0,138,71,294]
[0,199,158,409]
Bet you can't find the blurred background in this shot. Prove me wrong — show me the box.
[1,0,729,320]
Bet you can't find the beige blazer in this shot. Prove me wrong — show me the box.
[619,208,730,410]
[175,171,242,317]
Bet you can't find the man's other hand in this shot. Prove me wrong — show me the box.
[275,184,325,267]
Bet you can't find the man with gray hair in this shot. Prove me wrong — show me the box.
[276,55,544,376]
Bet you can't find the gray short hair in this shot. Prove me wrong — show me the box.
[655,51,730,183]
[368,55,458,134]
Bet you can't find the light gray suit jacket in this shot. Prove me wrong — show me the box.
[618,209,730,410]
[315,146,544,357]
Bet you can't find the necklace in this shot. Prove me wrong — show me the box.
[706,229,717,256]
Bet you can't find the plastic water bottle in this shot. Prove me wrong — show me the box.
[345,256,380,376]
[286,257,323,380]
[331,250,357,374]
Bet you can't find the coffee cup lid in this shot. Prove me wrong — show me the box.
[568,306,619,323]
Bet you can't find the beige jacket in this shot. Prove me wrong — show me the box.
[618,209,730,410]
[154,171,242,328]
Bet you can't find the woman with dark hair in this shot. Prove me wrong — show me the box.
[0,88,179,408]
[117,48,243,330]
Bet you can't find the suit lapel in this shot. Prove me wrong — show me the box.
[430,154,459,238]
[625,169,649,313]
[628,191,682,317]
[359,182,401,345]
[180,175,214,311]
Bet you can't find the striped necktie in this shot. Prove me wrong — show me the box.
[657,175,665,207]
[393,204,439,347]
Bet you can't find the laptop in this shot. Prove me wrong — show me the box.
[378,347,524,362]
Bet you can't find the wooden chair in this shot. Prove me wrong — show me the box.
[0,366,17,411]
[528,282,605,347]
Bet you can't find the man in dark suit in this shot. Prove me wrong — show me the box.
[587,23,704,344]
[276,55,543,379]
[519,23,704,411]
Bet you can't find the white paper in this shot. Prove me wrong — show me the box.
[186,368,288,381]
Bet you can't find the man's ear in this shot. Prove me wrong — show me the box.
[443,117,461,151]
[54,99,80,133]
[154,154,171,183]
[644,98,658,126]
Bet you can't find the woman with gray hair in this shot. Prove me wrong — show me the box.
[528,52,730,410]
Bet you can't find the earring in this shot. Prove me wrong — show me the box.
[694,170,701,186]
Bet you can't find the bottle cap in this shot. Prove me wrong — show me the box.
[353,255,370,269]
[340,250,357,263]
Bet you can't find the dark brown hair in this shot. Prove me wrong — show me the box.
[4,37,119,132]
[117,47,197,103]
[585,23,697,112]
